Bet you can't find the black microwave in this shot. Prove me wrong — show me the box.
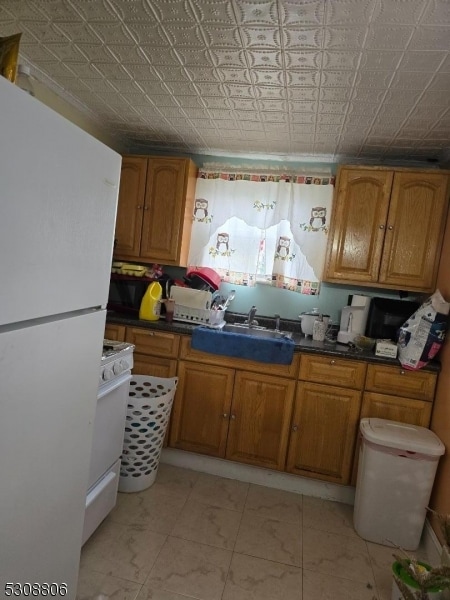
[365,297,421,341]
[107,275,150,315]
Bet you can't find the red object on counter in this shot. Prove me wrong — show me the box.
[186,267,221,291]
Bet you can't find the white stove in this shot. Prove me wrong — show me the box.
[82,339,134,545]
[100,339,134,385]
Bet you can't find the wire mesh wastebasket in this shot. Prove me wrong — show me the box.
[118,375,178,493]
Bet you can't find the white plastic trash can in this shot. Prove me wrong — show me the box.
[353,417,445,550]
[119,375,178,493]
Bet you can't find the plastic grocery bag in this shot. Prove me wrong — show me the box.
[397,290,449,370]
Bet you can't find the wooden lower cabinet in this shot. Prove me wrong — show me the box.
[225,371,295,470]
[104,323,126,341]
[286,382,361,485]
[125,327,179,378]
[171,359,295,470]
[350,363,436,485]
[360,392,432,426]
[170,360,234,457]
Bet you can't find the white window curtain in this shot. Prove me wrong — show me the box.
[188,169,335,295]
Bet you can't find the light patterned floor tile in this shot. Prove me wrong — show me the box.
[151,464,200,499]
[171,498,242,550]
[303,495,358,538]
[302,526,375,586]
[80,521,167,584]
[302,569,378,600]
[137,584,198,600]
[222,553,303,600]
[76,568,142,600]
[110,487,187,534]
[235,511,302,567]
[189,473,249,512]
[146,536,232,600]
[244,484,303,524]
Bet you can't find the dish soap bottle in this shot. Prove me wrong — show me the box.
[139,281,162,321]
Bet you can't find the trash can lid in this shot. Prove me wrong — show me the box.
[360,418,445,456]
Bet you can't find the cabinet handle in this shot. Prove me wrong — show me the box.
[400,370,405,375]
[143,206,149,210]
[379,224,385,229]
[292,425,298,432]
[137,205,142,209]
[330,360,336,365]
[388,225,393,230]
[230,414,236,420]
[223,413,228,418]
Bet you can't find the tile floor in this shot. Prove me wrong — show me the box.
[77,464,428,600]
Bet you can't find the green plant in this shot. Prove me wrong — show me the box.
[393,553,450,599]
[427,507,450,548]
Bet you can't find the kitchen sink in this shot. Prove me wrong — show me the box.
[222,323,293,340]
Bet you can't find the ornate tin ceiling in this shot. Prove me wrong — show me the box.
[1,0,450,164]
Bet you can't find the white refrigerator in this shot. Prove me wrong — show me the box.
[0,76,121,595]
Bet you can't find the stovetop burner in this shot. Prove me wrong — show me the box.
[102,339,134,360]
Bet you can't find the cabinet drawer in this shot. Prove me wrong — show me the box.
[179,336,300,378]
[299,354,366,390]
[126,327,180,358]
[365,364,436,401]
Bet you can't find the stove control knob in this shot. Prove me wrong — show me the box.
[113,361,123,375]
[103,367,114,381]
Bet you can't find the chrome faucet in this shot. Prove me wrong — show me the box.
[274,314,281,332]
[246,305,258,327]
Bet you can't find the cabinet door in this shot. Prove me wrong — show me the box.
[286,382,361,485]
[226,371,295,471]
[140,158,197,265]
[379,172,449,291]
[360,392,432,427]
[133,353,177,379]
[170,360,234,457]
[113,156,147,259]
[104,324,126,341]
[325,168,392,284]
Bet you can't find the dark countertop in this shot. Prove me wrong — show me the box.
[106,310,440,373]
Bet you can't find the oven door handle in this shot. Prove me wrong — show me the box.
[86,469,118,508]
[98,371,131,399]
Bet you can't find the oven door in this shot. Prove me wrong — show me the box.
[87,371,131,491]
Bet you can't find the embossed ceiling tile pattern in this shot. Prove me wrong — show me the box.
[409,27,450,50]
[359,50,403,70]
[325,0,374,24]
[2,0,449,162]
[398,51,446,71]
[365,26,415,49]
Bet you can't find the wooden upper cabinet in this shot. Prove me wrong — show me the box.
[325,166,450,292]
[379,171,449,290]
[325,168,392,284]
[113,156,198,266]
[114,156,147,258]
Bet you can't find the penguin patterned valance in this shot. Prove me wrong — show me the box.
[188,170,335,294]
